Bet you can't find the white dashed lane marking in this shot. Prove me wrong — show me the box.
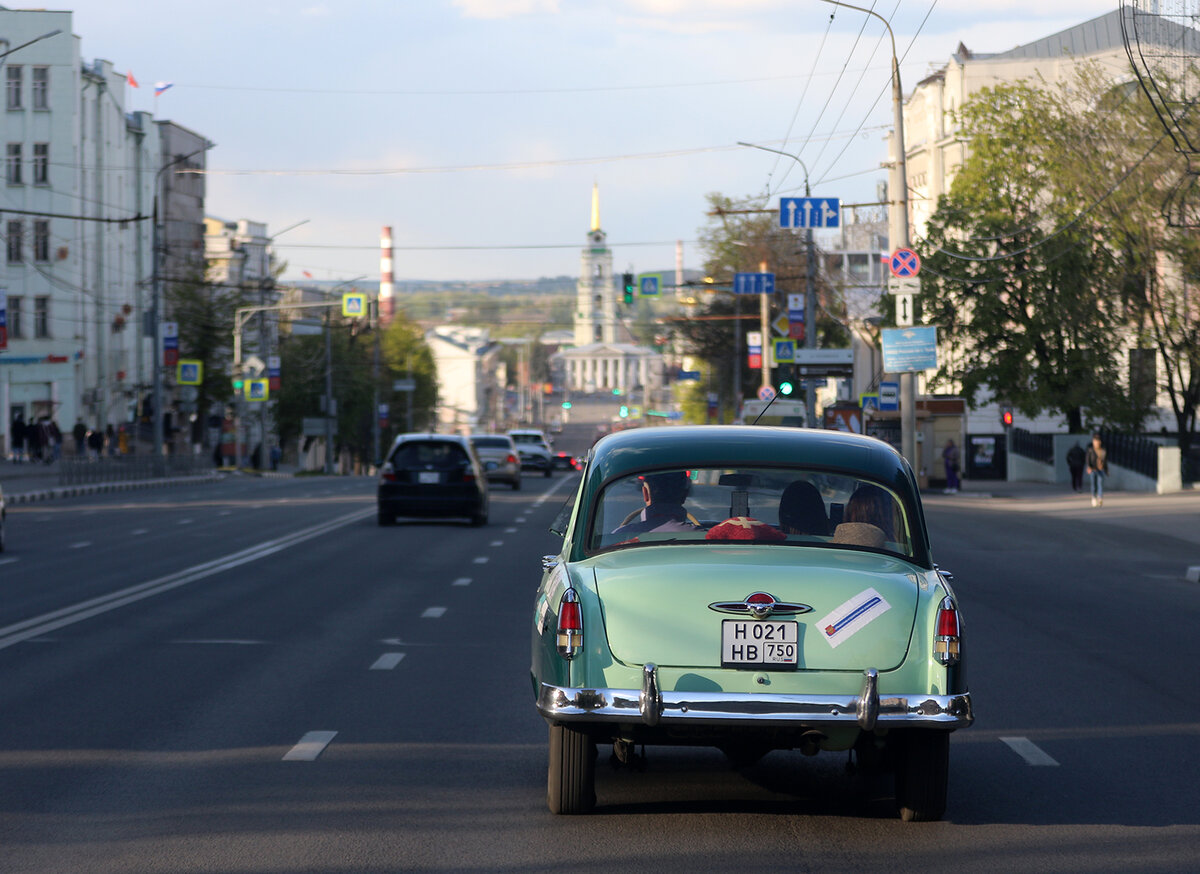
[452,577,472,586]
[370,653,406,670]
[422,607,447,619]
[473,556,488,564]
[1000,736,1059,766]
[490,540,503,547]
[131,528,149,536]
[69,542,92,549]
[505,527,517,534]
[283,731,337,761]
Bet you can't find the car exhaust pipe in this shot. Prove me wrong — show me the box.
[799,730,827,756]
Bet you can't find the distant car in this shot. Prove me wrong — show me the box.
[377,433,488,526]
[507,428,553,478]
[532,425,971,820]
[470,433,522,490]
[551,451,579,471]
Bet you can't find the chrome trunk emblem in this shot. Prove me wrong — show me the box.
[708,592,813,617]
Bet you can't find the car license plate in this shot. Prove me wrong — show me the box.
[485,461,498,470]
[418,471,440,484]
[721,620,798,669]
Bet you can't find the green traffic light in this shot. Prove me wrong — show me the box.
[619,405,629,418]
[779,381,794,396]
[561,401,572,409]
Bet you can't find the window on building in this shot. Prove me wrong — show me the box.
[33,220,49,262]
[34,296,49,338]
[6,220,22,262]
[31,67,48,110]
[32,143,48,184]
[6,143,22,184]
[8,296,23,339]
[6,66,21,110]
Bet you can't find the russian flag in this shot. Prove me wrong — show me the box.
[154,81,173,96]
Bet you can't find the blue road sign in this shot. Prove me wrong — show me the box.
[889,248,921,278]
[677,370,701,381]
[639,275,660,297]
[733,272,776,295]
[881,327,938,373]
[780,197,840,229]
[878,380,900,411]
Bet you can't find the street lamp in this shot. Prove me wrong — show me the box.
[151,141,215,473]
[819,0,915,467]
[0,29,63,67]
[737,141,819,428]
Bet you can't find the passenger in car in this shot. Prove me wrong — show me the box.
[611,471,699,535]
[832,483,894,547]
[778,481,830,536]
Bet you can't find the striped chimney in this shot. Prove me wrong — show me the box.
[380,225,395,324]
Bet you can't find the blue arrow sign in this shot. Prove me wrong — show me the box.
[780,197,840,229]
[733,272,776,294]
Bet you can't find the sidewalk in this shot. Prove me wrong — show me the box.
[0,458,295,505]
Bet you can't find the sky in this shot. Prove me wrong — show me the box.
[43,0,1124,284]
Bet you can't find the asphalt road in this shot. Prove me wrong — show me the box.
[2,465,1199,873]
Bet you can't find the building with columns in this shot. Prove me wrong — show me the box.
[556,185,663,397]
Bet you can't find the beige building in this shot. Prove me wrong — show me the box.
[427,326,502,433]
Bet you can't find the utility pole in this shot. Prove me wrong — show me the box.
[324,308,335,475]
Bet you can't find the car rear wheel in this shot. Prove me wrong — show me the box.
[471,509,488,527]
[377,508,395,526]
[895,730,949,822]
[511,477,521,491]
[544,465,552,478]
[547,724,595,814]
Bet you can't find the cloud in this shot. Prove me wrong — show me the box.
[452,0,559,19]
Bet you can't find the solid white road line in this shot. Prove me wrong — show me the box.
[0,507,374,652]
[452,577,472,586]
[421,607,447,619]
[370,652,406,670]
[283,730,338,761]
[1000,736,1060,766]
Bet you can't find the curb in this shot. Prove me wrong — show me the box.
[6,473,224,505]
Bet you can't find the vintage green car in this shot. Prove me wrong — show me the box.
[531,425,971,820]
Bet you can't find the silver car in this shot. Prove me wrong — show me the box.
[470,434,522,490]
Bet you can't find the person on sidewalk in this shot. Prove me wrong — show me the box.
[1086,433,1108,507]
[942,439,960,494]
[1066,441,1086,492]
[72,419,87,456]
[10,414,27,463]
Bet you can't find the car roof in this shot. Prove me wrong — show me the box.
[389,432,470,446]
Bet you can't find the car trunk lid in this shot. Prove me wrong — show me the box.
[592,546,919,671]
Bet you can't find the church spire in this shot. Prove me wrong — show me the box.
[590,182,601,232]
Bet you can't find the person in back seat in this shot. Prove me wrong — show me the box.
[778,481,829,536]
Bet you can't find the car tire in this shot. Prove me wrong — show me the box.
[895,730,949,822]
[511,477,521,491]
[544,465,552,478]
[547,723,596,814]
[471,509,488,527]
[377,508,395,527]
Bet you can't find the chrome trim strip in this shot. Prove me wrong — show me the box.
[537,682,973,729]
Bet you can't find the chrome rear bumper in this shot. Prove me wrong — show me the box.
[537,665,973,731]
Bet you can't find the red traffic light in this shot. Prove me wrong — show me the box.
[1001,408,1014,428]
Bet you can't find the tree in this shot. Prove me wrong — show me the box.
[920,80,1129,433]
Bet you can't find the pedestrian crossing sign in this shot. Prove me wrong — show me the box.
[246,379,269,401]
[177,359,203,385]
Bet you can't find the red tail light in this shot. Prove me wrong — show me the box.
[462,470,475,483]
[506,453,518,465]
[380,463,397,483]
[556,589,583,659]
[933,597,960,666]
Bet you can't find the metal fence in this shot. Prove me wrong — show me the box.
[57,455,213,486]
[1009,427,1053,464]
[1098,428,1159,480]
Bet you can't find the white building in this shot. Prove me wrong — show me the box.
[557,185,663,397]
[427,325,501,433]
[0,8,208,453]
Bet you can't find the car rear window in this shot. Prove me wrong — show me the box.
[472,437,511,449]
[586,466,913,559]
[390,441,470,469]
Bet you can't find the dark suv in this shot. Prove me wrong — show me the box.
[377,434,488,526]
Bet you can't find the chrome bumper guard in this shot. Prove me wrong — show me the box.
[537,664,973,730]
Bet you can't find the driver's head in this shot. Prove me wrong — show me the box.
[640,471,691,506]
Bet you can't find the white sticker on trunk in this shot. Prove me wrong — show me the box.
[817,587,891,649]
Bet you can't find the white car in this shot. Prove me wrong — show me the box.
[470,434,522,490]
[507,428,553,478]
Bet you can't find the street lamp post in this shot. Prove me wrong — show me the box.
[820,0,916,467]
[737,142,819,428]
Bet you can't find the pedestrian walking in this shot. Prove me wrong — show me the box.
[49,419,63,462]
[27,418,44,462]
[87,426,104,460]
[105,424,116,457]
[72,419,87,456]
[1066,441,1086,492]
[942,439,960,494]
[1085,433,1108,507]
[10,414,27,463]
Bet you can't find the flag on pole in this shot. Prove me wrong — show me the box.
[302,270,313,278]
[127,71,139,88]
[154,81,173,96]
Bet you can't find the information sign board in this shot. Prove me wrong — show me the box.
[881,327,938,372]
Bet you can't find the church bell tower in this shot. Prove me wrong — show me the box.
[574,183,616,346]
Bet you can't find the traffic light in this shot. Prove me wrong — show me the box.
[622,272,635,305]
[232,378,244,392]
[619,405,629,418]
[1001,406,1014,428]
[561,401,572,410]
[778,380,794,396]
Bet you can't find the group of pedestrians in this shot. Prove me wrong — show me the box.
[7,414,62,464]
